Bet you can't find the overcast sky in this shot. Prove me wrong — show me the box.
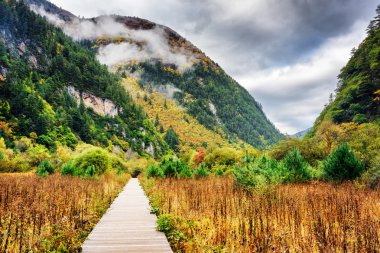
[50,0,378,134]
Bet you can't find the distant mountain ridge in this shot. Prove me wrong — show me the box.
[26,0,283,148]
[290,128,311,139]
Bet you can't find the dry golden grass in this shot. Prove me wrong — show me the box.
[143,177,380,252]
[0,173,130,252]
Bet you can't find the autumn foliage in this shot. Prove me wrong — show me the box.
[193,147,206,166]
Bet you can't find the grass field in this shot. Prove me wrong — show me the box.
[0,173,129,252]
[143,176,380,252]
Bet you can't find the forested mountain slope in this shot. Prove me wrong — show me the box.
[27,0,283,148]
[312,8,380,131]
[0,0,167,157]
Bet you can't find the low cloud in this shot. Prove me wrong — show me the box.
[30,5,195,69]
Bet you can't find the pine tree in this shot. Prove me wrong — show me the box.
[164,126,179,152]
[323,143,363,181]
[154,114,160,127]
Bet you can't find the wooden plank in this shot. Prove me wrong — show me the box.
[82,178,172,253]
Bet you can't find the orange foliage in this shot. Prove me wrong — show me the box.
[193,147,206,166]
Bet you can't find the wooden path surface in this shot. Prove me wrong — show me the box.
[82,178,172,253]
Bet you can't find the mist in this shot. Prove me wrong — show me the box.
[30,5,195,69]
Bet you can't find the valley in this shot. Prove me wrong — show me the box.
[0,0,379,252]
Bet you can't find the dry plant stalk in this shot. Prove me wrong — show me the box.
[144,177,380,252]
[0,173,129,252]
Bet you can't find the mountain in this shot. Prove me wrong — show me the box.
[311,8,380,133]
[0,0,167,158]
[27,0,283,148]
[290,128,311,139]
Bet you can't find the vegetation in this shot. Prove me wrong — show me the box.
[164,126,179,153]
[36,160,55,177]
[0,173,130,252]
[311,7,380,132]
[143,176,380,252]
[117,61,282,148]
[323,143,363,181]
[0,0,167,159]
[122,77,251,153]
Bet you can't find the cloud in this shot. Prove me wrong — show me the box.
[46,0,379,133]
[237,21,368,134]
[30,5,195,69]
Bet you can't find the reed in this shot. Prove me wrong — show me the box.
[0,173,129,252]
[143,176,380,252]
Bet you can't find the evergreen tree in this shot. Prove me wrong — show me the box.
[164,126,179,152]
[154,114,160,127]
[323,143,363,181]
[282,148,311,183]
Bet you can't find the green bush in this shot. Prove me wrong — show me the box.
[61,162,78,176]
[178,165,193,178]
[157,214,176,233]
[161,158,179,178]
[85,165,96,177]
[152,158,192,178]
[213,167,225,177]
[282,148,311,183]
[72,148,110,176]
[36,160,54,177]
[233,164,259,188]
[323,143,363,181]
[194,163,210,178]
[147,165,164,178]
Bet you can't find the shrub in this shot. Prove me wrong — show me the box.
[323,143,363,181]
[178,165,193,178]
[157,214,176,233]
[15,137,32,152]
[85,165,96,177]
[282,148,311,183]
[161,158,179,178]
[72,148,110,176]
[361,156,380,189]
[27,144,51,166]
[0,154,30,172]
[214,167,225,177]
[61,162,77,176]
[147,165,164,178]
[233,161,268,188]
[204,147,241,167]
[194,163,210,178]
[36,160,54,177]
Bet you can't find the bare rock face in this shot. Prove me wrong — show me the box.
[17,42,26,55]
[125,148,138,160]
[144,143,155,157]
[28,55,38,68]
[67,85,118,117]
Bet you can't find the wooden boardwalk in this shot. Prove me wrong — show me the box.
[82,178,172,253]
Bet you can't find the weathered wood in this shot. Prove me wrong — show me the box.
[82,178,172,253]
